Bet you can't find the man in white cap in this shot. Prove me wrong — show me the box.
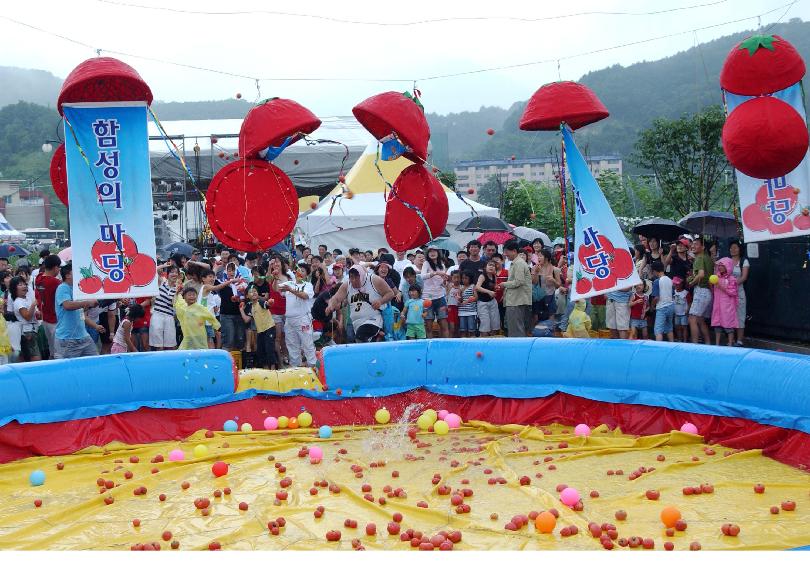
[326,264,394,343]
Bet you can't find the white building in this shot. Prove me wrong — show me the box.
[453,155,622,191]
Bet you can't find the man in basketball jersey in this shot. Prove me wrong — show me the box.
[326,264,395,343]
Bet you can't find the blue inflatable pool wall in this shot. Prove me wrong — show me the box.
[0,340,809,435]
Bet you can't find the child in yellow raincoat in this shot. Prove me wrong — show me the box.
[0,297,12,364]
[174,284,221,350]
[563,299,592,339]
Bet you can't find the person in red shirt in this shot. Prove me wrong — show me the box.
[628,282,649,340]
[130,297,152,351]
[492,253,509,336]
[35,254,62,359]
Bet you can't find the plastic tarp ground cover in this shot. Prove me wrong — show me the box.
[0,351,235,427]
[321,339,810,434]
[2,422,809,550]
[2,391,810,470]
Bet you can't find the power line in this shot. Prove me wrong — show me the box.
[94,0,732,26]
[0,1,800,86]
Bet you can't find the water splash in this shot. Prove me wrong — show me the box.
[360,402,425,459]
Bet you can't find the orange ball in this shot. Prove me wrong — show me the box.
[423,299,432,308]
[534,511,556,533]
[288,417,299,429]
[660,506,681,528]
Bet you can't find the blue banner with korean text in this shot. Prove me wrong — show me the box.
[563,127,640,301]
[63,102,158,299]
[725,83,810,243]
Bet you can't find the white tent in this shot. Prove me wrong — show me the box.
[297,143,499,252]
[0,212,26,242]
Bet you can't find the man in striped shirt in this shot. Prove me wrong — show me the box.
[149,265,180,350]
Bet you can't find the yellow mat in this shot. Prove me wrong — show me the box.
[1,422,808,550]
[237,367,322,394]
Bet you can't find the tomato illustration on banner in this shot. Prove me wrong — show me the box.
[563,127,640,301]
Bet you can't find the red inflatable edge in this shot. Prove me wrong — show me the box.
[1,391,808,470]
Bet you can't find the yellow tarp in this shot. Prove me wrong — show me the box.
[1,423,808,550]
[237,367,322,394]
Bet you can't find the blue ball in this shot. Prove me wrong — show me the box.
[318,425,332,439]
[29,469,45,487]
[223,420,238,432]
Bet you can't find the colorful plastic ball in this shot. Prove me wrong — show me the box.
[241,423,253,433]
[212,461,229,477]
[29,470,45,487]
[560,487,580,507]
[288,417,299,429]
[298,411,313,428]
[680,422,699,435]
[168,449,185,462]
[278,416,289,429]
[709,274,719,285]
[535,511,556,533]
[574,424,591,437]
[660,506,682,528]
[223,420,238,432]
[433,420,450,435]
[264,416,279,430]
[423,409,438,424]
[318,425,333,439]
[444,413,462,429]
[375,408,391,424]
[193,445,209,459]
[309,446,323,464]
[417,414,433,431]
[437,410,449,420]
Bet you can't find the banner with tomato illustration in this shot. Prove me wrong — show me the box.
[63,102,158,299]
[563,127,640,301]
[725,83,810,243]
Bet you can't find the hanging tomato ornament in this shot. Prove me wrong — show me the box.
[211,136,219,144]
[218,152,225,158]
[722,96,809,179]
[239,98,321,160]
[720,35,806,95]
[57,57,153,115]
[520,81,609,131]
[486,128,495,135]
[352,91,430,163]
[49,143,69,206]
[236,93,242,99]
[384,164,448,252]
[206,160,298,251]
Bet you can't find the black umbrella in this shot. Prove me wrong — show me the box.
[0,243,30,258]
[679,211,739,239]
[631,218,689,242]
[455,215,512,233]
[163,242,195,258]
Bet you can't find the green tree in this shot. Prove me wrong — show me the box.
[436,170,457,189]
[630,105,732,216]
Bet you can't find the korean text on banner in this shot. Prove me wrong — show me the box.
[725,83,810,243]
[563,127,640,301]
[63,103,158,300]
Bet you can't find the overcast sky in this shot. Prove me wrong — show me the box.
[2,0,807,115]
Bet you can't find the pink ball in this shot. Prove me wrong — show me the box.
[574,424,591,437]
[264,416,278,430]
[680,422,698,435]
[437,410,449,420]
[560,487,580,507]
[444,413,462,429]
[168,449,185,462]
[309,446,323,464]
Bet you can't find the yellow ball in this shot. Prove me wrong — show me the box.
[423,409,438,424]
[193,444,208,459]
[375,408,391,424]
[709,274,719,285]
[433,420,449,435]
[417,414,433,431]
[297,411,313,428]
[241,422,253,433]
[277,416,289,429]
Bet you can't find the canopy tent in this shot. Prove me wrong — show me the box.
[147,116,370,199]
[0,212,25,242]
[297,143,498,252]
